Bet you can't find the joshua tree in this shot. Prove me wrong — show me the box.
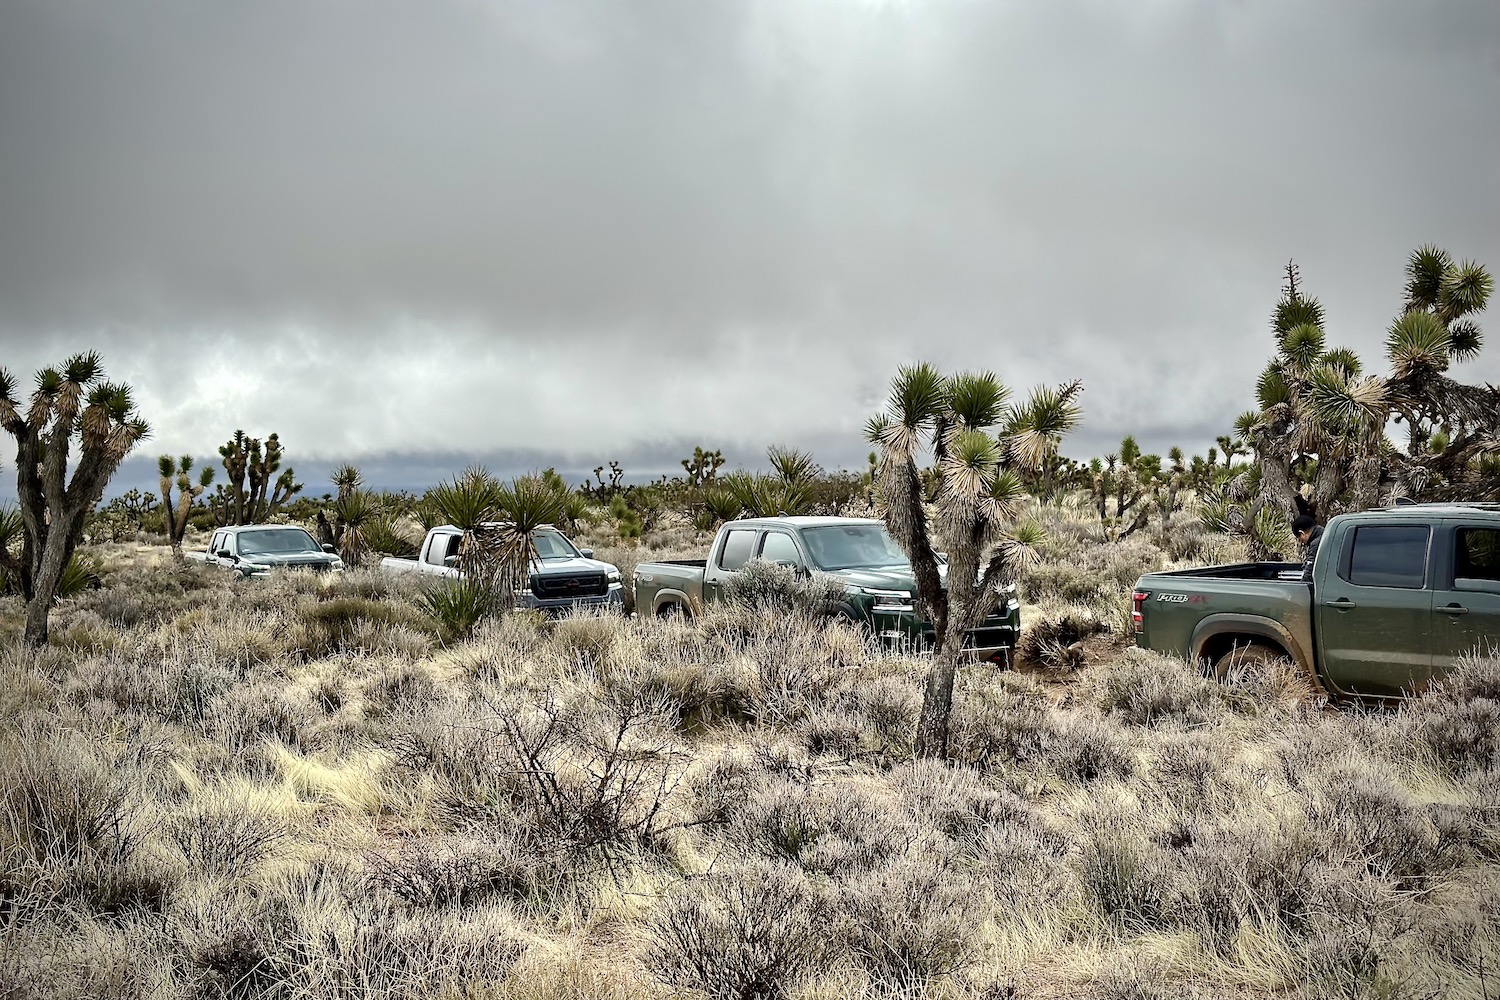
[1381,246,1496,499]
[1227,251,1495,556]
[866,363,1052,759]
[0,353,149,646]
[158,454,214,554]
[681,447,725,487]
[217,430,302,524]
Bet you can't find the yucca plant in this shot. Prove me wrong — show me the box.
[363,516,420,559]
[331,488,381,567]
[421,576,494,643]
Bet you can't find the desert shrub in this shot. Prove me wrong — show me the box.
[1096,653,1226,727]
[0,726,139,868]
[205,682,323,753]
[551,611,624,668]
[299,596,434,658]
[169,798,288,880]
[646,860,828,1000]
[837,854,980,991]
[1142,731,1228,817]
[1073,805,1175,932]
[696,610,865,727]
[636,656,759,730]
[1406,656,1500,776]
[888,760,1046,849]
[367,831,560,911]
[1092,955,1208,1000]
[801,706,866,761]
[719,559,846,617]
[291,900,528,998]
[1047,716,1137,785]
[475,686,689,859]
[364,661,442,717]
[946,673,1054,774]
[728,778,917,875]
[826,673,920,759]
[1303,767,1448,887]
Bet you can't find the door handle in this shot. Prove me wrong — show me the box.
[1438,603,1470,616]
[1323,599,1357,610]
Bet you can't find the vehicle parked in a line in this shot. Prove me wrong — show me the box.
[380,524,625,614]
[1132,503,1500,698]
[633,516,1021,661]
[186,524,343,577]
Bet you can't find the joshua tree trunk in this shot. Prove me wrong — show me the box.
[914,647,961,759]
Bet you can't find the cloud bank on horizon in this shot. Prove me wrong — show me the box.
[2,0,1498,488]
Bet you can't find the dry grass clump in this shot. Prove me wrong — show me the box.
[5,531,1500,999]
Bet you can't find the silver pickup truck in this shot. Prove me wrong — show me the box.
[381,524,625,614]
[186,524,344,577]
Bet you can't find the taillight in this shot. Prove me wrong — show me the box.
[1132,591,1149,633]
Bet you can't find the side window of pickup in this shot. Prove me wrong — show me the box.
[1455,527,1500,587]
[759,531,802,567]
[210,531,226,555]
[718,529,757,572]
[426,532,461,566]
[1345,525,1430,589]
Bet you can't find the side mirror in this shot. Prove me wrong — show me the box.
[216,549,233,560]
[579,548,594,559]
[443,555,459,568]
[322,543,335,553]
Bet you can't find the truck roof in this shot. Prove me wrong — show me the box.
[722,516,883,529]
[1349,502,1500,519]
[213,524,312,534]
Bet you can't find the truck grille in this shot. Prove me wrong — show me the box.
[532,573,608,600]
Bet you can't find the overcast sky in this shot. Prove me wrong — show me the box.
[2,0,1498,494]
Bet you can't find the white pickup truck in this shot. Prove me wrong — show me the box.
[186,524,344,577]
[381,524,624,614]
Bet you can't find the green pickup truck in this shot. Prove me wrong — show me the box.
[633,516,1022,661]
[1134,503,1500,698]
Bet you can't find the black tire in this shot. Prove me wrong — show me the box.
[1214,642,1290,683]
[657,601,688,620]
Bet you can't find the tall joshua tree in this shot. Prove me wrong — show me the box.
[158,455,214,554]
[0,353,149,646]
[866,364,1052,759]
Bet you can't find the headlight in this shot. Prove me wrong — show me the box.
[606,569,621,584]
[857,587,914,610]
[240,562,271,577]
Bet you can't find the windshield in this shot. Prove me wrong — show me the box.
[532,529,581,561]
[237,528,322,556]
[802,524,910,571]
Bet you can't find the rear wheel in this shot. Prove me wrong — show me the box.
[657,601,689,620]
[1214,642,1291,683]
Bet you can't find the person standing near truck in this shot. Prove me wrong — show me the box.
[1293,514,1323,582]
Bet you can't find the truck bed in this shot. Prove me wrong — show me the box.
[1149,561,1304,582]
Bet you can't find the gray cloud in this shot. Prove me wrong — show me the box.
[2,0,1498,494]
